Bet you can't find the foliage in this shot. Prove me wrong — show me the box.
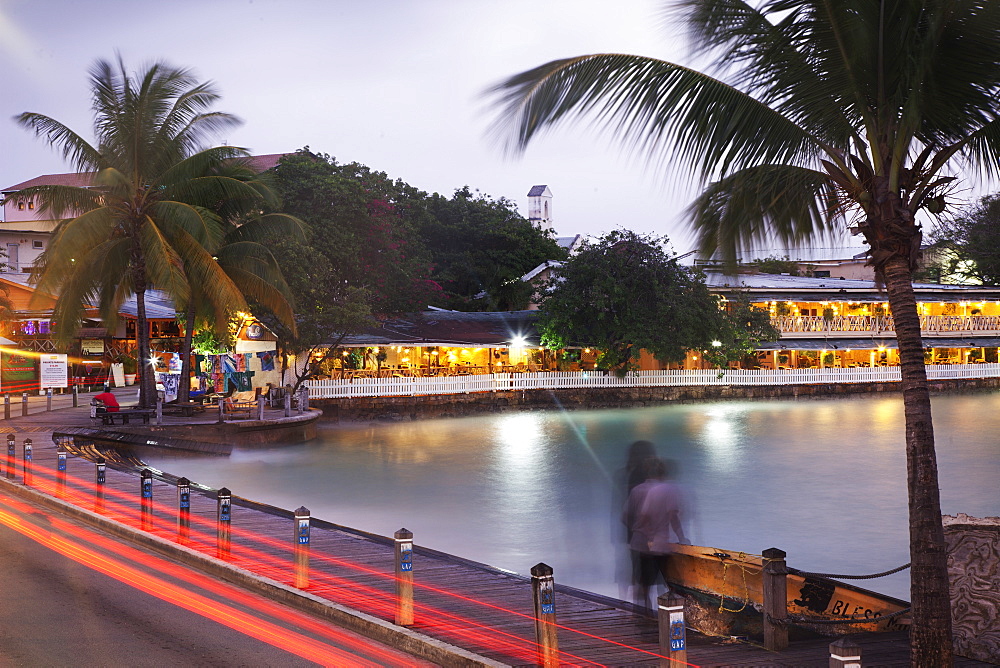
[702,296,780,369]
[748,256,799,276]
[420,187,566,310]
[925,195,1000,285]
[488,2,1000,656]
[13,58,270,407]
[538,231,774,372]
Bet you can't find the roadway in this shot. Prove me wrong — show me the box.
[0,489,435,667]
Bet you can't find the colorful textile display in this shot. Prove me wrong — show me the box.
[256,351,275,371]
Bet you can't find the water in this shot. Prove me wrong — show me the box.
[140,391,1000,602]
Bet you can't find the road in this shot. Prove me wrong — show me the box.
[0,490,436,667]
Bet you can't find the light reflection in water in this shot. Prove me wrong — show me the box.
[141,392,1000,603]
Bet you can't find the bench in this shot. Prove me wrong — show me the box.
[98,408,155,425]
[221,394,258,420]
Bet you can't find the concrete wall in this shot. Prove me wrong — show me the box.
[944,514,1000,663]
[315,377,1000,422]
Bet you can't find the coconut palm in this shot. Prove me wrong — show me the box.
[489,1,1000,661]
[13,58,273,408]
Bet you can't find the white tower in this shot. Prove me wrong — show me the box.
[527,185,553,226]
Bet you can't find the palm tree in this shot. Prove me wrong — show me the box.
[12,58,271,407]
[489,2,1000,662]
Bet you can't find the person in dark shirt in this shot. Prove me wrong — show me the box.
[93,386,120,412]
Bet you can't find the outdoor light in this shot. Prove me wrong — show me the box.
[712,340,722,347]
[510,335,528,348]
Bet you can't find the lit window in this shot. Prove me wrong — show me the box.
[17,203,24,211]
[27,201,34,210]
[32,240,43,249]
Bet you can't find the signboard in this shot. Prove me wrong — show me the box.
[1,350,36,392]
[40,354,68,389]
[81,339,104,356]
[110,362,125,388]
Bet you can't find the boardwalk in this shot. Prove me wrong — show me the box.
[0,390,989,667]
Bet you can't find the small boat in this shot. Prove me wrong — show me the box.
[664,544,910,640]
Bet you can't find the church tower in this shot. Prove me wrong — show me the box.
[527,185,553,226]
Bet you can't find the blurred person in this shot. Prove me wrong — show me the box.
[613,440,658,599]
[93,386,120,412]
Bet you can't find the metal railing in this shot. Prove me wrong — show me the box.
[303,362,1000,399]
[772,314,1000,336]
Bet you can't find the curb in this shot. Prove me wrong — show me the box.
[0,475,507,668]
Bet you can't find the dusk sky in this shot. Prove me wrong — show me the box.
[1,0,865,258]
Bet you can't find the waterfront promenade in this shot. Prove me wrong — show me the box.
[0,390,990,666]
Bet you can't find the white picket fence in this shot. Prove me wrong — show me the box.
[304,363,1000,399]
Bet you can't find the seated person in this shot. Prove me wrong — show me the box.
[93,386,120,412]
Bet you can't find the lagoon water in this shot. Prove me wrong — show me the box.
[141,391,1000,602]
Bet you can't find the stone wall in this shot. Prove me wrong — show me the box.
[314,377,1000,422]
[944,514,1000,663]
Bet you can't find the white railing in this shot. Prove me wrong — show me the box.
[771,314,1000,336]
[304,363,1000,399]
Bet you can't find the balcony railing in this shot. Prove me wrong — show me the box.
[772,314,1000,337]
[304,363,1000,399]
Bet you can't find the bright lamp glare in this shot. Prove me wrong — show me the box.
[510,335,528,347]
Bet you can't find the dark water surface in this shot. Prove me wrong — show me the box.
[141,391,1000,602]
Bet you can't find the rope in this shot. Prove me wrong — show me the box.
[789,562,910,580]
[716,551,761,614]
[767,606,911,627]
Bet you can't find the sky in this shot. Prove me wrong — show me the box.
[0,0,865,258]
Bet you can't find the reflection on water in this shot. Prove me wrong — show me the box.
[140,392,1000,602]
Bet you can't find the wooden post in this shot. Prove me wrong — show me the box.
[21,438,32,486]
[284,390,292,418]
[394,528,414,626]
[21,393,27,417]
[177,477,191,543]
[531,562,559,667]
[217,398,225,424]
[657,593,687,666]
[762,547,788,651]
[4,434,12,479]
[156,397,163,425]
[829,638,862,667]
[72,384,79,408]
[95,457,106,513]
[217,487,232,558]
[140,468,153,531]
[294,506,310,589]
[4,394,9,420]
[56,439,67,498]
[256,397,264,421]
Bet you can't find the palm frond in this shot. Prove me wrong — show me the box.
[15,113,102,171]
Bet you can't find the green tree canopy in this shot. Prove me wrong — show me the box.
[421,187,566,310]
[538,230,775,371]
[925,195,1000,285]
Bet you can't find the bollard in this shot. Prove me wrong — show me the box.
[56,440,67,497]
[297,388,305,414]
[156,397,163,425]
[762,547,789,651]
[531,562,559,667]
[177,477,191,543]
[658,594,687,666]
[294,506,310,588]
[301,387,309,411]
[46,388,52,412]
[217,487,232,558]
[140,469,153,531]
[284,390,292,418]
[256,397,264,421]
[394,528,414,626]
[72,384,79,408]
[829,637,862,668]
[21,393,27,417]
[217,398,225,424]
[4,394,9,420]
[6,434,15,480]
[95,457,106,513]
[22,438,32,486]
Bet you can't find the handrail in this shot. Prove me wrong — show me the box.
[771,314,1000,335]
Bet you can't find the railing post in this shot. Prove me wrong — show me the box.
[21,392,28,417]
[217,487,232,558]
[176,477,191,543]
[301,386,309,410]
[829,637,862,667]
[46,388,52,412]
[72,384,79,408]
[217,398,225,424]
[56,439,67,497]
[531,562,559,667]
[658,593,687,666]
[95,457,106,512]
[284,390,292,418]
[394,528,414,626]
[156,397,163,425]
[294,506,310,588]
[256,397,264,420]
[4,434,13,480]
[22,438,32,486]
[4,394,9,420]
[762,547,789,651]
[140,468,153,531]
[297,388,305,414]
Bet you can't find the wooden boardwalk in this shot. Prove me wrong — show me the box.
[0,396,990,667]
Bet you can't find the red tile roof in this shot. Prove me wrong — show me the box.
[242,153,288,173]
[3,172,95,192]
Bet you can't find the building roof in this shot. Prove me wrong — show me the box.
[338,310,540,347]
[705,271,1000,302]
[242,153,287,173]
[3,172,95,192]
[117,290,178,320]
[527,185,550,197]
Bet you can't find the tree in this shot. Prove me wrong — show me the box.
[14,58,269,408]
[924,195,1000,285]
[421,187,567,310]
[538,231,774,372]
[488,2,1000,659]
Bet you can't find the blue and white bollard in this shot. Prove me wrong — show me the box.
[294,506,310,588]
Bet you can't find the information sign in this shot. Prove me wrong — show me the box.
[39,354,68,389]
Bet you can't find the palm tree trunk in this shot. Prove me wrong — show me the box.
[134,287,156,409]
[177,301,196,403]
[882,255,953,664]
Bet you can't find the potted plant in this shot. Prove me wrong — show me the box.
[122,355,138,385]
